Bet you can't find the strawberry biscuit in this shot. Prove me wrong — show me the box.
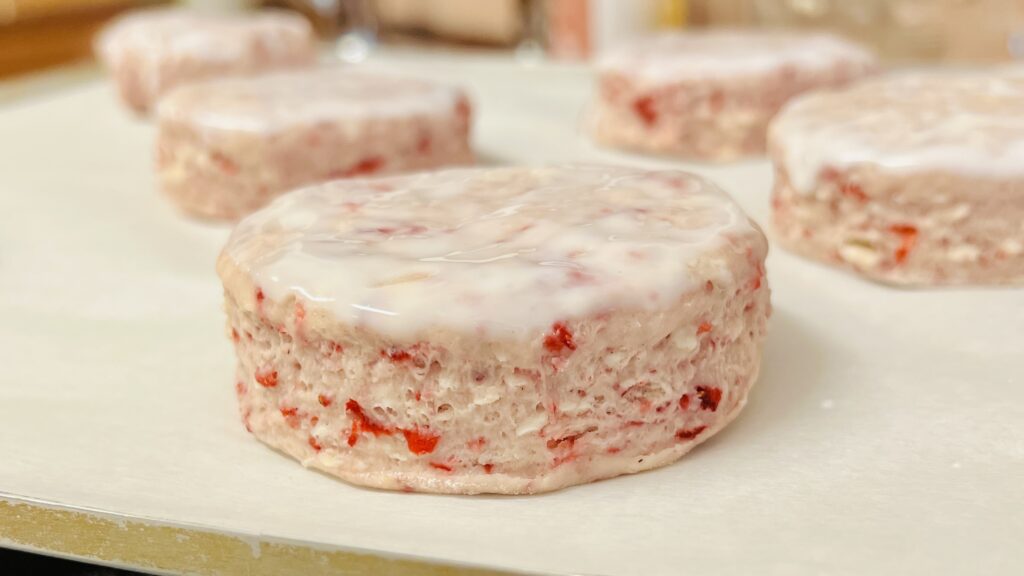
[770,72,1024,285]
[589,30,876,161]
[217,165,770,494]
[96,8,316,113]
[157,68,473,220]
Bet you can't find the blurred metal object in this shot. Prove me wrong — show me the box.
[332,0,377,62]
[265,0,377,62]
[514,0,545,65]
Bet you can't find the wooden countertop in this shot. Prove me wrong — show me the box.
[0,0,158,79]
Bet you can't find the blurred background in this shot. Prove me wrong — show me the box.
[2,0,1023,80]
[1,1,1022,575]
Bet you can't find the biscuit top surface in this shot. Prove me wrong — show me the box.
[157,68,464,132]
[770,71,1024,191]
[98,8,312,63]
[220,165,763,338]
[598,30,874,83]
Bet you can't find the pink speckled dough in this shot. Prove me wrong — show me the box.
[217,165,770,494]
[156,68,474,221]
[589,31,876,161]
[96,8,316,113]
[770,72,1024,285]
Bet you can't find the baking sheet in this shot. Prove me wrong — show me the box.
[0,50,1022,575]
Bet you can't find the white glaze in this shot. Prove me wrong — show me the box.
[97,8,311,66]
[223,165,759,339]
[157,68,464,133]
[771,71,1024,192]
[598,30,874,84]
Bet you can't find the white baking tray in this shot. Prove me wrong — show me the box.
[0,50,1021,575]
